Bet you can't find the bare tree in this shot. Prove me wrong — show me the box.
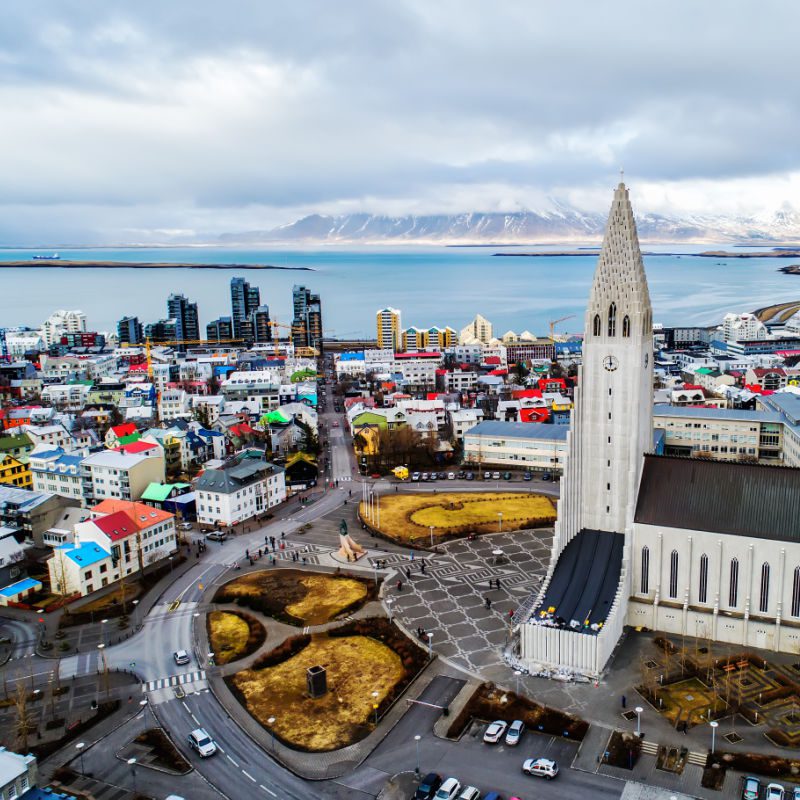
[13,679,33,752]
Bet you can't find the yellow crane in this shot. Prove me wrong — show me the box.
[122,337,244,377]
[548,315,576,342]
[268,321,318,358]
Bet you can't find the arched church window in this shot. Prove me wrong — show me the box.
[640,546,649,595]
[622,315,631,337]
[792,566,800,618]
[608,303,617,337]
[669,549,679,599]
[759,562,770,613]
[698,553,709,604]
[593,314,601,337]
[729,558,739,607]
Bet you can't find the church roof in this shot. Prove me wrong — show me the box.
[635,454,800,542]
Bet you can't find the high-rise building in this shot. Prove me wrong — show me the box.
[40,310,87,347]
[376,307,402,350]
[292,285,323,353]
[206,316,233,342]
[251,305,272,344]
[166,294,200,343]
[230,277,261,340]
[117,316,143,346]
[459,314,493,345]
[145,319,177,342]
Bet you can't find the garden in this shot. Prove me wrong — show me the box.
[361,491,556,545]
[214,568,376,626]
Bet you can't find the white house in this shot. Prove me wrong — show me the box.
[80,443,165,506]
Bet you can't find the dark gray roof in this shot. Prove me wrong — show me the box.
[635,454,800,542]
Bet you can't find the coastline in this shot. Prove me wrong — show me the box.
[0,260,313,270]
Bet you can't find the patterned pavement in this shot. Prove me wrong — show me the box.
[387,528,553,674]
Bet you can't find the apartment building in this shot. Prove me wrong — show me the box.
[376,307,402,351]
[30,448,87,499]
[463,420,568,472]
[80,445,165,506]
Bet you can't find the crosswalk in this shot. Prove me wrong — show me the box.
[143,669,206,693]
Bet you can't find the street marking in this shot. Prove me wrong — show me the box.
[181,701,191,713]
[226,754,239,767]
[260,785,277,797]
[143,670,206,692]
[242,770,256,782]
[190,713,199,724]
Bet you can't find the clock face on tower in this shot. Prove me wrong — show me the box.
[603,355,619,372]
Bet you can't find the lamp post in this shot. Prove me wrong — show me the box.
[139,699,148,735]
[207,651,215,667]
[414,734,421,776]
[386,597,394,624]
[514,669,522,697]
[635,706,643,737]
[127,758,137,794]
[372,691,379,725]
[267,716,277,752]
[429,525,434,547]
[169,555,174,574]
[100,618,108,646]
[710,720,719,754]
[426,632,433,660]
[75,742,86,774]
[498,512,503,533]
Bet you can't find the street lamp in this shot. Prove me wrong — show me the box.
[75,742,85,774]
[498,512,503,533]
[169,555,174,574]
[267,716,277,752]
[710,720,719,754]
[100,618,108,645]
[514,669,522,697]
[127,758,137,794]
[429,525,434,547]
[426,632,433,660]
[372,691,379,725]
[634,706,643,737]
[414,734,421,776]
[139,699,148,735]
[207,652,215,667]
[386,597,394,624]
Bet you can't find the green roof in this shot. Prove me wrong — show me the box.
[117,432,141,446]
[260,410,290,425]
[290,369,317,383]
[695,367,714,375]
[141,482,191,502]
[0,433,32,453]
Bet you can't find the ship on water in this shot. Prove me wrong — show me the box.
[32,253,59,260]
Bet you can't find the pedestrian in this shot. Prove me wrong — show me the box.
[302,556,307,564]
[485,597,491,609]
[397,579,403,592]
[421,562,426,574]
[621,695,627,709]
[245,549,249,558]
[405,568,411,580]
[496,578,502,590]
[265,535,268,544]
[682,721,687,735]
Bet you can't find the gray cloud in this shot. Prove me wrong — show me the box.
[0,0,799,243]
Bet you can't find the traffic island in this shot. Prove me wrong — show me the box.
[359,491,555,546]
[206,610,266,665]
[118,728,191,775]
[214,568,377,626]
[226,617,428,752]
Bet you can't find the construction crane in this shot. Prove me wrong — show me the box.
[548,315,576,342]
[268,321,319,358]
[121,337,245,377]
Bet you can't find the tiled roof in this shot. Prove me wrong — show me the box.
[92,499,173,529]
[93,510,137,541]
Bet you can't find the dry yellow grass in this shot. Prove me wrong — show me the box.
[285,575,367,626]
[208,611,250,665]
[232,635,404,751]
[361,492,555,543]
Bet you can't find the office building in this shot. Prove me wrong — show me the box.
[292,285,323,352]
[230,277,261,340]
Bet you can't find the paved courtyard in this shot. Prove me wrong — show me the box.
[387,529,553,674]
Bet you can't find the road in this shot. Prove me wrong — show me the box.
[15,366,603,800]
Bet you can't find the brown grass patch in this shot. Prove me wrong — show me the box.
[230,634,404,751]
[207,610,266,665]
[215,569,374,626]
[361,492,555,544]
[75,581,143,614]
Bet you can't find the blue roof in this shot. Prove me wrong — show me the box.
[198,428,222,437]
[339,351,365,361]
[466,420,569,441]
[0,577,41,597]
[59,542,110,568]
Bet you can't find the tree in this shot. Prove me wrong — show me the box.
[296,419,320,455]
[13,679,33,752]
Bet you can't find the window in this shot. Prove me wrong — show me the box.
[792,566,800,618]
[698,554,709,604]
[593,314,601,336]
[608,303,617,337]
[669,550,679,599]
[759,562,770,613]
[640,546,649,594]
[622,315,631,337]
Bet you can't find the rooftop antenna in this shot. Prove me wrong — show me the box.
[619,167,625,185]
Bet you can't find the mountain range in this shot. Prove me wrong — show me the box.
[218,203,800,245]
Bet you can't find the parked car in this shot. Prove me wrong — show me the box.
[483,720,508,743]
[766,784,785,800]
[434,778,462,800]
[793,787,800,800]
[421,472,430,481]
[503,471,512,480]
[541,472,553,481]
[412,472,421,482]
[523,472,532,481]
[457,470,466,479]
[483,472,492,481]
[206,531,227,541]
[483,793,504,800]
[465,472,474,481]
[522,758,558,780]
[178,522,193,530]
[492,471,501,480]
[458,787,480,800]
[415,772,443,800]
[505,719,525,746]
[447,472,456,480]
[173,650,190,666]
[187,728,217,757]
[742,777,761,800]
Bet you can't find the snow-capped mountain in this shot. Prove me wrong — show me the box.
[219,205,800,244]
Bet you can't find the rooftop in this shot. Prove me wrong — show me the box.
[653,403,782,423]
[59,542,109,568]
[464,420,569,442]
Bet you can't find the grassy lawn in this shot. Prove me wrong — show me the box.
[215,569,372,626]
[75,580,143,613]
[362,491,556,543]
[208,611,251,665]
[645,677,728,727]
[230,634,404,751]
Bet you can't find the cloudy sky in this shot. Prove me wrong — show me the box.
[1,1,798,244]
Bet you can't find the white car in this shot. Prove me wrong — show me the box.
[187,728,217,757]
[766,784,785,800]
[483,720,508,744]
[522,757,559,780]
[434,778,462,800]
[505,719,525,746]
[458,787,480,800]
[447,472,456,480]
[178,522,193,530]
[174,650,190,665]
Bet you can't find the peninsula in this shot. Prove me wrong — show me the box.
[0,260,313,270]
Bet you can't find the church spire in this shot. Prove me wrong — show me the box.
[587,182,651,323]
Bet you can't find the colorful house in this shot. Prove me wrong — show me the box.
[104,422,139,449]
[0,454,32,489]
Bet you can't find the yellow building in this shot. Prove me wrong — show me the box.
[376,307,402,351]
[0,454,32,489]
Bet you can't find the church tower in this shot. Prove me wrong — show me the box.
[579,182,653,534]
